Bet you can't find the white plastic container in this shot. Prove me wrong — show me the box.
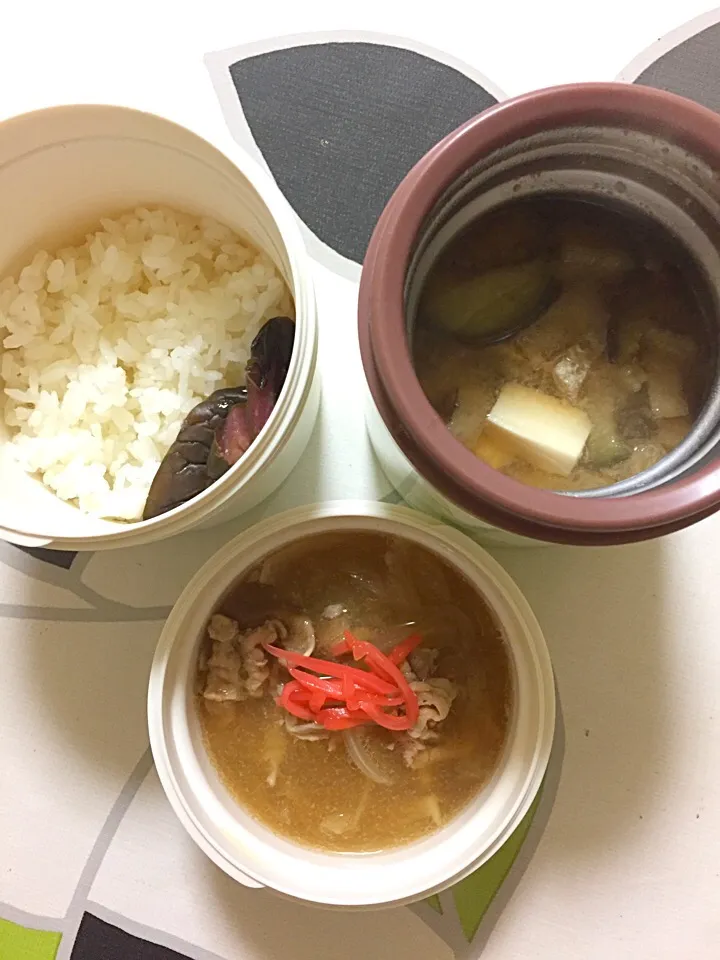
[148,501,555,909]
[0,105,318,550]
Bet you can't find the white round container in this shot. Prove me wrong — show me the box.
[148,501,555,909]
[0,105,318,550]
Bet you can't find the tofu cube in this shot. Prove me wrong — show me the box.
[475,426,517,469]
[486,383,592,476]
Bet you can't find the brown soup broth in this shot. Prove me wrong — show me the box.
[414,196,713,491]
[197,532,512,853]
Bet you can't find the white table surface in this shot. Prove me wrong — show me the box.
[1,2,719,958]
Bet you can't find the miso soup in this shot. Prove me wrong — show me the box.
[414,197,713,491]
[196,532,512,853]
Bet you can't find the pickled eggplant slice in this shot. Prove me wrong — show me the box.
[143,386,248,519]
[208,314,295,474]
[421,259,558,342]
[214,315,295,466]
[245,316,295,436]
[142,315,295,520]
[206,402,255,484]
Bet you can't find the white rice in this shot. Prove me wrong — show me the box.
[0,206,292,521]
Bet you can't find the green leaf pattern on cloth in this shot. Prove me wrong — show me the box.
[449,790,542,942]
[0,919,61,960]
[425,894,443,915]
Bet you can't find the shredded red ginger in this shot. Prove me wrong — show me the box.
[264,630,422,731]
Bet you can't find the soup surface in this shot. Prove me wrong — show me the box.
[414,196,712,491]
[197,532,512,852]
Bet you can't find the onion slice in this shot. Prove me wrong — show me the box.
[343,729,395,785]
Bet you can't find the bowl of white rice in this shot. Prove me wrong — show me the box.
[0,105,318,550]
